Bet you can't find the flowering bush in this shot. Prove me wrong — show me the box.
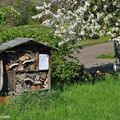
[33,0,120,46]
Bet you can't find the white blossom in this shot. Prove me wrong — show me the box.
[36,6,44,10]
[33,0,120,45]
[80,31,85,36]
[58,41,64,46]
[69,30,75,35]
[85,1,90,7]
[42,20,51,26]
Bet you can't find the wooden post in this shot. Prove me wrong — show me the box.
[0,60,3,91]
[48,55,51,92]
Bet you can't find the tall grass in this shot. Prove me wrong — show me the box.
[0,75,120,120]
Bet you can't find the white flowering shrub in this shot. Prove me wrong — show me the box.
[113,36,120,43]
[33,0,120,46]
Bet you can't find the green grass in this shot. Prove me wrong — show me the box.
[96,53,115,59]
[1,75,120,120]
[80,35,111,47]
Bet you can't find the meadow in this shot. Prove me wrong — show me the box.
[0,74,120,120]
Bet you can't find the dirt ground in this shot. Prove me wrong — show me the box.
[72,41,114,72]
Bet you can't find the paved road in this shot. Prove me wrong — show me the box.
[73,42,114,72]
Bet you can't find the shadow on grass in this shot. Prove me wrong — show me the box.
[86,63,113,74]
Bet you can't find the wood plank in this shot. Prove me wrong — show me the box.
[8,71,15,92]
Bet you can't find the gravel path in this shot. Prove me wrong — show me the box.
[73,42,114,72]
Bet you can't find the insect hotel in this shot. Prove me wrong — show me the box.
[0,37,54,95]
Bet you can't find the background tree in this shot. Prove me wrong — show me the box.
[33,0,120,46]
[0,6,21,26]
[14,0,38,25]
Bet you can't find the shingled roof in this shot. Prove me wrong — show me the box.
[0,37,54,52]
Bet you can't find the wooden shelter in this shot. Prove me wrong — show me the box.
[0,37,55,95]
